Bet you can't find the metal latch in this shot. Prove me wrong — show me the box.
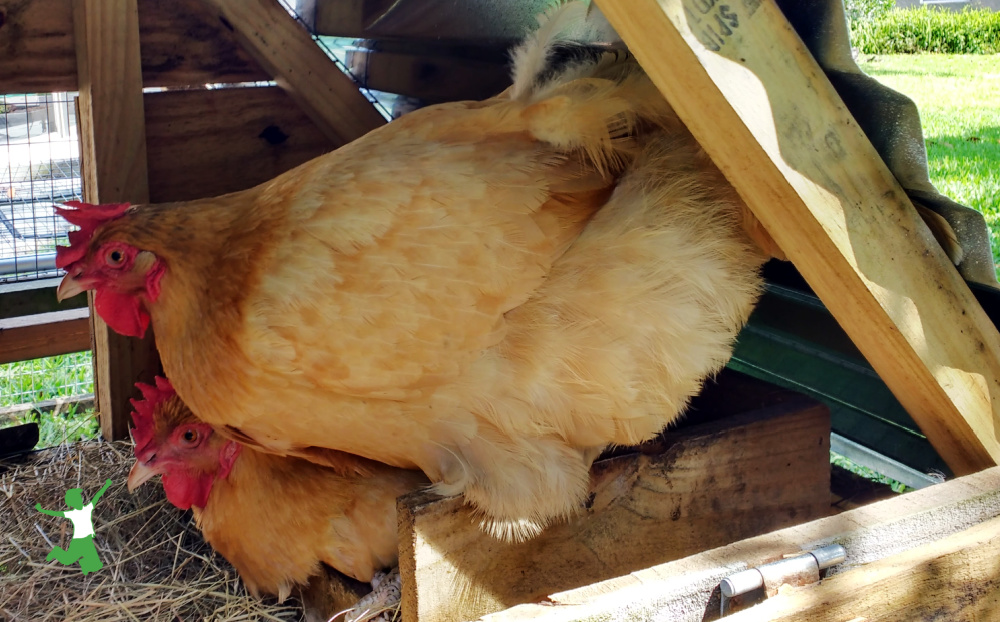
[719,544,846,616]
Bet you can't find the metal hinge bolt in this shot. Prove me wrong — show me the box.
[719,544,847,615]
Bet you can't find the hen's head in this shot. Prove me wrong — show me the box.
[127,377,241,510]
[55,201,165,338]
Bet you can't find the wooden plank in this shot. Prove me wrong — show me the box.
[724,515,1000,621]
[137,0,268,87]
[0,0,267,96]
[0,278,89,320]
[481,467,1000,622]
[0,0,77,94]
[0,393,95,425]
[74,0,160,442]
[596,0,1000,475]
[399,390,831,622]
[202,0,386,146]
[0,308,91,365]
[144,86,335,203]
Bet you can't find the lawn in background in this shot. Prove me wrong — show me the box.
[858,54,1000,270]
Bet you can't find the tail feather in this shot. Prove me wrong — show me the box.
[509,1,622,101]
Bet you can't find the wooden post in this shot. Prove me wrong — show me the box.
[596,0,1000,475]
[201,0,386,147]
[74,0,159,440]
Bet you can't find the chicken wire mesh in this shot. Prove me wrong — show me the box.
[0,352,94,409]
[0,92,82,284]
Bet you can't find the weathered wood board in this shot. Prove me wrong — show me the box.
[481,467,1000,622]
[0,0,267,95]
[0,278,88,321]
[596,0,1000,475]
[725,514,1000,621]
[0,308,90,365]
[399,376,831,622]
[144,86,336,203]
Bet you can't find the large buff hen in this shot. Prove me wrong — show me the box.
[56,2,776,539]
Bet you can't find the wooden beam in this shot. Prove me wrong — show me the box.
[74,0,159,441]
[481,467,1000,622]
[723,515,1000,621]
[144,86,335,203]
[596,0,1000,475]
[400,381,831,622]
[0,308,91,365]
[201,0,386,146]
[0,0,268,96]
[0,279,89,321]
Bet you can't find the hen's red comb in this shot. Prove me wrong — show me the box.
[55,201,131,269]
[129,376,176,450]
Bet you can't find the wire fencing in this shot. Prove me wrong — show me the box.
[0,92,82,284]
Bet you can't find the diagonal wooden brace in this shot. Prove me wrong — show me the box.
[596,0,1000,474]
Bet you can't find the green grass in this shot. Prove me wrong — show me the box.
[831,451,911,493]
[859,54,1000,269]
[852,7,1000,54]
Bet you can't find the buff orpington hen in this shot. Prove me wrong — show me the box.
[126,376,426,612]
[57,2,777,539]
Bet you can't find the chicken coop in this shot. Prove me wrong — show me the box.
[2,0,1000,621]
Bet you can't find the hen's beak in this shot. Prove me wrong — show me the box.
[56,272,96,301]
[127,460,160,493]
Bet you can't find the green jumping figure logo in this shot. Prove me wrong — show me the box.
[35,478,112,575]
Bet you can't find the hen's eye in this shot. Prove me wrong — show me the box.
[182,429,198,444]
[106,249,125,267]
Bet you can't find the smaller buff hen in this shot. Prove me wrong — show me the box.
[127,377,428,603]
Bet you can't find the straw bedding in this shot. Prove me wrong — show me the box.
[0,439,304,621]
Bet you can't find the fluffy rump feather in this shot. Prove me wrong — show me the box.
[446,132,767,539]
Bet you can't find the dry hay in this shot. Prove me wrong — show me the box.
[0,439,305,621]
